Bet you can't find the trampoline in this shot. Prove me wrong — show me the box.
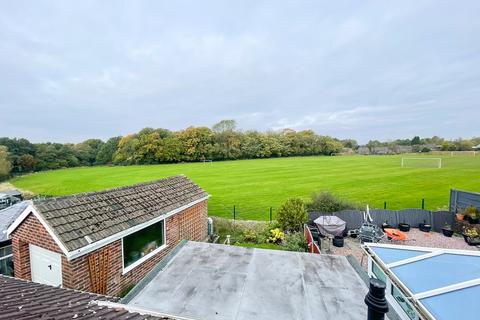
[363,243,480,320]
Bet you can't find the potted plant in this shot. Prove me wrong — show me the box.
[419,220,432,233]
[462,227,480,246]
[398,222,410,232]
[465,206,479,224]
[455,207,465,221]
[441,223,454,237]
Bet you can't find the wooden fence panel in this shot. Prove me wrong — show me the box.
[450,189,480,212]
[397,209,432,227]
[334,210,364,230]
[308,208,455,232]
[370,209,398,227]
[432,211,455,232]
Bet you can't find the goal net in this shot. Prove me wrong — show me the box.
[401,157,442,168]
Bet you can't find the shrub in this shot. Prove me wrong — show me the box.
[282,232,307,252]
[307,191,357,213]
[463,227,479,238]
[277,198,307,232]
[211,217,268,243]
[464,206,479,218]
[243,230,257,243]
[267,228,284,244]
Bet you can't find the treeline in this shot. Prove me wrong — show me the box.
[0,120,344,179]
[0,120,479,181]
[366,136,480,152]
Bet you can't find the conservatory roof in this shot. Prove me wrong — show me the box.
[364,243,480,320]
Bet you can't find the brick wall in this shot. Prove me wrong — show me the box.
[11,200,208,296]
[11,214,63,280]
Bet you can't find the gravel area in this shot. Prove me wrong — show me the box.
[321,228,479,269]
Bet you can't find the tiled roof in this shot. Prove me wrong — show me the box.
[33,175,208,252]
[0,275,168,319]
[0,201,29,242]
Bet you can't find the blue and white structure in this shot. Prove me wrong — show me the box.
[363,243,480,320]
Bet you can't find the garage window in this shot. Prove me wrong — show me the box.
[123,220,166,271]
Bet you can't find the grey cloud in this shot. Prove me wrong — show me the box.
[0,0,479,143]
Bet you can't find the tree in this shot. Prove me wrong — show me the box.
[0,146,12,181]
[277,198,307,232]
[366,140,382,153]
[212,120,242,159]
[156,136,182,162]
[341,139,358,150]
[135,131,163,164]
[113,135,139,164]
[0,137,36,173]
[96,136,121,164]
[453,139,473,151]
[318,136,343,155]
[74,139,104,166]
[212,119,237,133]
[17,154,36,172]
[411,136,421,145]
[35,143,79,170]
[177,127,214,161]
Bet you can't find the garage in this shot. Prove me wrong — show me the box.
[29,244,62,287]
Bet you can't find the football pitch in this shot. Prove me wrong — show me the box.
[10,155,480,220]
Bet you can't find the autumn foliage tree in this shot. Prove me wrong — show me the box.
[0,146,12,180]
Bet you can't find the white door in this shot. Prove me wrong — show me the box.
[29,244,62,287]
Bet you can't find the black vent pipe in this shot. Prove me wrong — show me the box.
[364,278,389,320]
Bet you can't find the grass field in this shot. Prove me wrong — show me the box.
[10,155,480,220]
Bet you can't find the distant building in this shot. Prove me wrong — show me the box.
[3,189,22,200]
[357,146,370,155]
[372,146,391,155]
[0,190,22,210]
[340,147,355,155]
[392,145,413,154]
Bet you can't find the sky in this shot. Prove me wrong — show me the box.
[1,1,479,144]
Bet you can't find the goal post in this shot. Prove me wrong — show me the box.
[401,157,442,168]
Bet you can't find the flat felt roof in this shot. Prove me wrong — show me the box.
[127,242,369,320]
[368,244,480,320]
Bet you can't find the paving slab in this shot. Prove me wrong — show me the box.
[128,241,369,320]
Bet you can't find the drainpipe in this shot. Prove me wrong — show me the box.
[364,278,389,320]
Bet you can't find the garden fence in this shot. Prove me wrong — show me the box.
[215,196,439,222]
[308,209,455,232]
[449,189,480,212]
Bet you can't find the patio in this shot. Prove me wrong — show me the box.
[329,227,479,268]
[125,241,370,320]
